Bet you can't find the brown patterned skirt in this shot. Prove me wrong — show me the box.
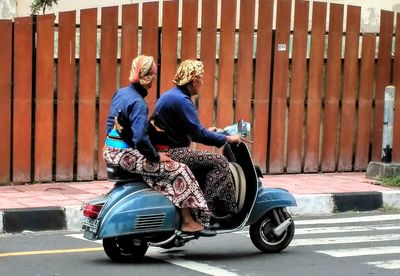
[162,147,238,216]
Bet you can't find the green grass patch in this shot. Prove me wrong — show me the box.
[379,175,400,188]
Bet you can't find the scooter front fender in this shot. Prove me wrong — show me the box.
[97,188,180,239]
[246,188,297,226]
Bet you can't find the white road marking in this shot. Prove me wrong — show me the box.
[366,260,400,270]
[66,234,239,276]
[290,234,400,246]
[293,225,400,235]
[295,214,400,225]
[235,224,400,236]
[317,246,400,257]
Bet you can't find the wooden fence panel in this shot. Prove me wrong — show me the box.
[252,0,274,172]
[77,9,97,180]
[13,17,33,183]
[198,0,217,128]
[34,14,55,181]
[354,34,375,170]
[321,4,344,172]
[269,0,291,174]
[304,2,327,172]
[286,0,309,173]
[160,0,178,93]
[142,2,159,111]
[98,6,119,179]
[0,20,12,184]
[181,0,198,60]
[371,10,394,161]
[216,0,237,128]
[393,13,400,163]
[56,11,76,181]
[235,0,255,122]
[337,6,360,171]
[120,4,139,87]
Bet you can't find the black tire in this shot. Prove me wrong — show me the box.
[249,210,295,253]
[103,236,149,262]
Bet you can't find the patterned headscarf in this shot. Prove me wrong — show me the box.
[129,55,157,86]
[173,59,204,86]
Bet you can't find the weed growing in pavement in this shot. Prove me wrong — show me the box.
[379,175,400,188]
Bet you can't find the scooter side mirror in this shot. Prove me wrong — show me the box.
[237,119,248,138]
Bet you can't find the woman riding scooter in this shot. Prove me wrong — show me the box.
[103,55,215,236]
[149,59,241,218]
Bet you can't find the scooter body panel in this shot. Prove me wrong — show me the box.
[246,187,297,226]
[97,182,180,239]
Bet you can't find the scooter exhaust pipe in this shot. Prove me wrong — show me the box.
[272,218,292,237]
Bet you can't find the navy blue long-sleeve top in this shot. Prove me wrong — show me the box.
[106,83,160,162]
[152,86,227,148]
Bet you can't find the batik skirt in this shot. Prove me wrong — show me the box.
[164,147,238,216]
[103,146,211,226]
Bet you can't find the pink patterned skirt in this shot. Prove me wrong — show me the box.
[103,146,210,226]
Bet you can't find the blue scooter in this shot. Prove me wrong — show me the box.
[82,121,297,262]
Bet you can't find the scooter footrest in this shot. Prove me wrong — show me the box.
[106,163,143,182]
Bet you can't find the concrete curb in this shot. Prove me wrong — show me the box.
[289,194,334,216]
[0,211,3,233]
[382,191,400,209]
[1,192,400,234]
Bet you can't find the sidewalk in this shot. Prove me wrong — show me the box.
[0,172,399,233]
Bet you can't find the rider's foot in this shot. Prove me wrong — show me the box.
[180,224,217,237]
[180,222,204,233]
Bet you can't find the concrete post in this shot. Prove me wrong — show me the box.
[382,86,395,163]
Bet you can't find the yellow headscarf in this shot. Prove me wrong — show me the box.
[173,59,204,86]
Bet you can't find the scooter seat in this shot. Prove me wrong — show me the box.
[106,163,143,182]
[228,162,246,212]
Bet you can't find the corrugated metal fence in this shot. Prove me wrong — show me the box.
[0,0,399,184]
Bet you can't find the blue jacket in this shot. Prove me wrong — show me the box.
[151,86,227,148]
[106,83,159,162]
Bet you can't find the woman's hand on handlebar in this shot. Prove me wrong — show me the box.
[226,134,241,144]
[159,152,174,162]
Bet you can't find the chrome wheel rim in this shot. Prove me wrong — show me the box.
[259,218,287,246]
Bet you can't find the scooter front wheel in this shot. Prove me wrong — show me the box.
[249,209,295,253]
[103,236,149,262]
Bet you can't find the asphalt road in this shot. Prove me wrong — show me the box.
[1,211,399,276]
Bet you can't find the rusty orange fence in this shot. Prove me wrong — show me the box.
[0,0,400,184]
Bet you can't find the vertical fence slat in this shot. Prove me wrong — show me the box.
[216,0,237,128]
[196,0,218,152]
[355,34,375,170]
[13,17,33,183]
[98,6,119,179]
[337,6,361,171]
[371,10,394,161]
[142,2,159,111]
[393,13,400,163]
[269,0,291,174]
[198,0,217,127]
[120,4,139,87]
[181,0,198,60]
[321,4,344,172]
[160,0,178,93]
[286,0,309,173]
[77,9,97,180]
[0,20,12,184]
[235,0,255,122]
[252,0,274,172]
[304,2,327,172]
[56,11,76,181]
[34,14,55,181]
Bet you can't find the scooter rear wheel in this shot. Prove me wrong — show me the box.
[249,209,295,253]
[103,236,149,262]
